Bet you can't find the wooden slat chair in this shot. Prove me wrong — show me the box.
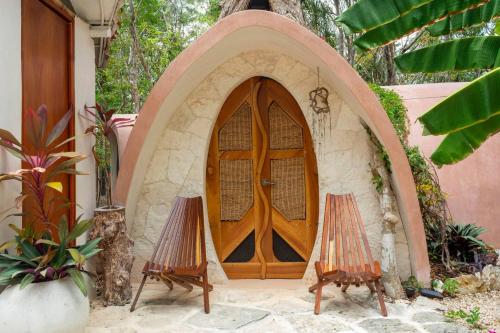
[130,196,213,313]
[309,193,387,316]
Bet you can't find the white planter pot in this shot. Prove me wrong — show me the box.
[0,277,89,333]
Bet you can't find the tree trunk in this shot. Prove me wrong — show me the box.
[129,0,152,83]
[218,0,305,25]
[219,0,251,20]
[89,206,134,306]
[384,44,397,85]
[268,0,305,25]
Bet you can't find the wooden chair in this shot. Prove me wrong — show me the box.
[130,196,212,313]
[309,193,387,316]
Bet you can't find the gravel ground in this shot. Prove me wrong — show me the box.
[439,290,500,332]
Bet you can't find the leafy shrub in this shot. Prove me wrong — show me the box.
[403,276,423,290]
[0,106,101,295]
[446,307,482,329]
[447,223,487,262]
[442,278,459,296]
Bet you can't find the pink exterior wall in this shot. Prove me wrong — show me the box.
[388,83,500,247]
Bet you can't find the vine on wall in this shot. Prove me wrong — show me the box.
[369,84,452,269]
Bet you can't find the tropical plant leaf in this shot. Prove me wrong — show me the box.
[395,36,500,72]
[58,216,69,243]
[46,110,72,146]
[354,0,489,50]
[430,113,500,166]
[0,129,22,147]
[0,140,26,161]
[35,239,59,247]
[336,0,432,34]
[67,248,85,265]
[68,268,88,297]
[46,182,63,193]
[0,254,37,267]
[19,274,35,289]
[18,239,41,260]
[496,19,500,34]
[49,151,85,159]
[0,240,16,252]
[78,237,101,257]
[419,67,500,135]
[67,218,93,242]
[427,0,500,36]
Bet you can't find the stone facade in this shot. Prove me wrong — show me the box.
[130,50,411,283]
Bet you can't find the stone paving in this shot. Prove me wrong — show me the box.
[86,280,474,333]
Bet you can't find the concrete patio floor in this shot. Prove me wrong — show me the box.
[86,280,473,333]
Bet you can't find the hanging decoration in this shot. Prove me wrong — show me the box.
[309,67,332,159]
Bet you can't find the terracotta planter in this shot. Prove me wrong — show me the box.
[89,205,134,306]
[0,278,89,333]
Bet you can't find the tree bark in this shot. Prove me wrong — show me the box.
[268,0,305,25]
[218,0,251,20]
[384,44,397,85]
[128,0,152,83]
[89,206,134,306]
[218,0,305,25]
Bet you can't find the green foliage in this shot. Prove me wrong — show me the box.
[97,0,213,114]
[395,36,500,72]
[0,107,101,295]
[369,84,409,140]
[302,0,337,47]
[403,276,423,289]
[442,278,459,296]
[371,174,383,194]
[340,0,500,166]
[446,307,482,329]
[370,85,452,264]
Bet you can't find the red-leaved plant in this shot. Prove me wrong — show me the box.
[81,104,133,208]
[0,105,101,295]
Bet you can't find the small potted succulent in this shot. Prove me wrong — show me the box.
[81,104,134,305]
[402,276,422,298]
[0,106,101,332]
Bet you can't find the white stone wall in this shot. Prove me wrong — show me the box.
[131,50,411,282]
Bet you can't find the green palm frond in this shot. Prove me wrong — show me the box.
[395,36,500,72]
[427,0,500,36]
[354,0,489,50]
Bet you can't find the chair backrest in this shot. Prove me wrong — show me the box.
[148,196,207,272]
[320,193,375,273]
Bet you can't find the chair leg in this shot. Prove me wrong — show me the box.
[130,275,147,312]
[341,284,349,292]
[202,269,210,314]
[374,279,388,317]
[309,283,318,293]
[161,276,173,290]
[314,280,323,315]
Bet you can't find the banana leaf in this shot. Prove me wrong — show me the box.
[395,36,500,72]
[427,0,500,36]
[430,113,500,166]
[354,0,489,50]
[419,67,500,135]
[336,0,432,34]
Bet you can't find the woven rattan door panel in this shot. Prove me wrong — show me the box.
[207,77,319,279]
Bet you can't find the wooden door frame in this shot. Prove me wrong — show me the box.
[207,77,319,279]
[21,0,76,229]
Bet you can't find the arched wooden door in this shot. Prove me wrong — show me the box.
[206,77,319,279]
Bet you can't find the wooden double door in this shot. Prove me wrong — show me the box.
[207,77,319,279]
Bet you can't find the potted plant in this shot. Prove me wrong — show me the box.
[402,276,422,298]
[81,104,134,305]
[0,106,101,332]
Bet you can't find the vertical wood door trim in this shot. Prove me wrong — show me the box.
[21,0,75,229]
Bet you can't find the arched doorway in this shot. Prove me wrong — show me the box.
[206,77,319,279]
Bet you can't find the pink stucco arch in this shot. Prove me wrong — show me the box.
[115,10,430,282]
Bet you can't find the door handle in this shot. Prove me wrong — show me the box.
[261,179,276,187]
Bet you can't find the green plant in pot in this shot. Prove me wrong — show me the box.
[81,104,135,306]
[0,105,100,333]
[403,276,422,298]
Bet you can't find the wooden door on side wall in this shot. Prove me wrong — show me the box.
[206,77,319,279]
[22,0,74,230]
